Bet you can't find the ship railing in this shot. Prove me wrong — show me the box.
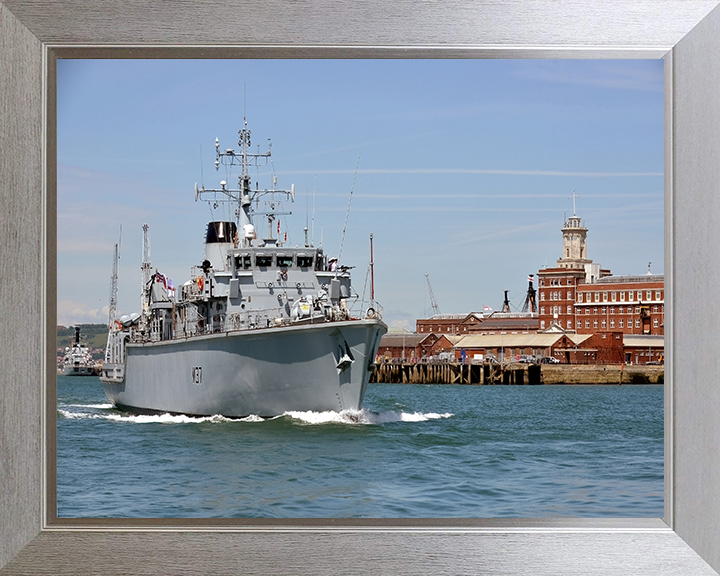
[175,308,299,338]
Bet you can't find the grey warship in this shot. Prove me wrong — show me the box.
[100,120,387,417]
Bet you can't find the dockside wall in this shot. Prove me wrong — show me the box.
[370,362,663,385]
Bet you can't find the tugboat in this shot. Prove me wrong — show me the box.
[62,326,99,376]
[100,119,387,417]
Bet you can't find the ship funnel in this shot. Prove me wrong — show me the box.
[205,221,237,271]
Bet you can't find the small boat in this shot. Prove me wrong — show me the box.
[62,326,99,376]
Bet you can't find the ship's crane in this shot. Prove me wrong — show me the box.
[108,241,119,327]
[140,223,152,331]
[425,273,441,316]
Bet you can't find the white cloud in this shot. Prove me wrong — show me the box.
[57,300,110,327]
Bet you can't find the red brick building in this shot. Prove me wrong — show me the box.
[575,275,664,336]
[417,312,539,336]
[537,208,663,337]
[416,314,470,336]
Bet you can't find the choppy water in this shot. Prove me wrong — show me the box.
[57,376,663,518]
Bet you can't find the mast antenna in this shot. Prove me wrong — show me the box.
[370,233,375,301]
[337,154,360,265]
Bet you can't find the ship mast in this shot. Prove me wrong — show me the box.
[195,119,294,247]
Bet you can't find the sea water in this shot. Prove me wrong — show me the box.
[57,376,663,518]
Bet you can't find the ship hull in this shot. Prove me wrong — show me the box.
[101,319,386,417]
[62,365,97,376]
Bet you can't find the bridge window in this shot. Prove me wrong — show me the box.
[297,256,314,268]
[256,255,273,267]
[277,255,294,268]
[236,254,252,269]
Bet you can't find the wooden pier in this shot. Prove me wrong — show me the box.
[371,362,542,385]
[370,362,663,385]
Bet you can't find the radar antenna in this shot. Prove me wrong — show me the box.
[425,273,441,316]
[522,274,537,313]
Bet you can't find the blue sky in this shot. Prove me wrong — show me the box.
[57,59,664,330]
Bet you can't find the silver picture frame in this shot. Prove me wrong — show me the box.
[2,1,720,573]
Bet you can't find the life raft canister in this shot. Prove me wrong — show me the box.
[197,276,205,291]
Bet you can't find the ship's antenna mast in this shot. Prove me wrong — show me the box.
[337,154,360,266]
[425,273,441,315]
[370,233,375,301]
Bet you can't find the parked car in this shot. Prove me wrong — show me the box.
[540,356,560,364]
[518,355,536,364]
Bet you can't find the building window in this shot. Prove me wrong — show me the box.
[567,291,572,299]
[635,307,640,314]
[567,321,572,329]
[578,293,583,303]
[646,291,652,301]
[601,320,606,329]
[656,291,661,301]
[653,305,658,313]
[541,321,545,329]
[593,308,598,315]
[541,292,545,301]
[610,307,615,315]
[635,319,640,328]
[576,321,581,329]
[540,307,545,315]
[610,319,615,328]
[654,318,659,328]
[567,306,571,314]
[585,320,590,329]
[619,319,624,328]
[620,292,625,302]
[595,293,600,302]
[629,291,634,301]
[540,279,545,287]
[611,292,616,302]
[568,278,573,285]
[619,307,624,314]
[603,292,608,302]
[593,320,598,329]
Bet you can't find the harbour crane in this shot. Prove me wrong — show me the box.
[425,273,441,316]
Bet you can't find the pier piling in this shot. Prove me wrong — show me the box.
[370,362,662,385]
